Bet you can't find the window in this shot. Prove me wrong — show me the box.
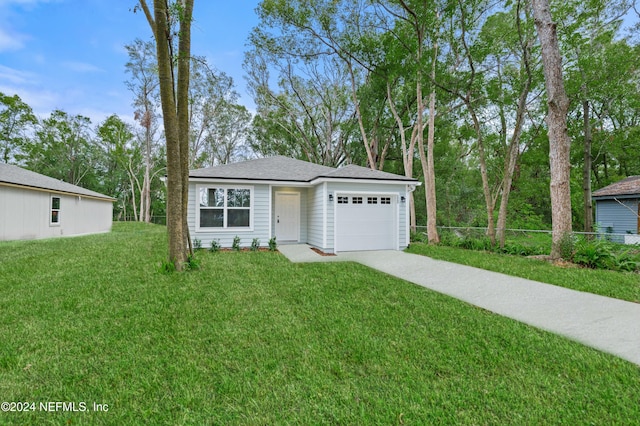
[352,197,363,204]
[50,196,61,225]
[380,197,391,205]
[198,186,251,229]
[337,196,349,204]
[367,197,378,204]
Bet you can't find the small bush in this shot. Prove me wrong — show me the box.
[209,239,221,253]
[558,232,576,260]
[251,238,260,251]
[268,237,277,251]
[232,236,241,251]
[611,250,640,272]
[185,254,201,271]
[193,238,202,251]
[573,239,614,269]
[159,259,176,274]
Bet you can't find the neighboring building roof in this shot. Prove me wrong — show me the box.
[0,163,115,201]
[592,176,640,199]
[190,156,419,183]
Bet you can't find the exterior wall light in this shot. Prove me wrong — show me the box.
[329,193,334,202]
[400,196,406,203]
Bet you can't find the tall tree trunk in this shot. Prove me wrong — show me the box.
[532,0,573,259]
[497,22,533,248]
[140,0,193,269]
[424,43,440,244]
[582,94,593,234]
[176,0,194,256]
[387,81,417,232]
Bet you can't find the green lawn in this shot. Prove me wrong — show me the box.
[407,242,640,303]
[0,223,639,425]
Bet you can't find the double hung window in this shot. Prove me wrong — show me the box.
[198,187,252,229]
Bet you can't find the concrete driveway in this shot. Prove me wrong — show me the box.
[278,244,640,367]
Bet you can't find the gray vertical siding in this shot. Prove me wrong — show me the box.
[306,184,325,249]
[0,186,112,241]
[595,198,639,235]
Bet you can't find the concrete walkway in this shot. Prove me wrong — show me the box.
[278,244,640,366]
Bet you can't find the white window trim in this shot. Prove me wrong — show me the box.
[50,195,61,226]
[195,184,254,232]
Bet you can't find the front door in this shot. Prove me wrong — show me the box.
[275,192,300,242]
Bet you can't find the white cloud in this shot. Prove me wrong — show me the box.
[0,27,26,52]
[61,61,104,73]
[0,83,59,114]
[0,64,35,85]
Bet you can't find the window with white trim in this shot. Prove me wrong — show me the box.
[50,196,61,225]
[198,186,251,229]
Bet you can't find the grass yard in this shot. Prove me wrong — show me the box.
[407,242,640,303]
[0,223,639,425]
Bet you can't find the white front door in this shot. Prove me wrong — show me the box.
[275,192,300,242]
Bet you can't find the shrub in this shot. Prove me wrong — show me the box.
[268,237,277,251]
[573,239,614,269]
[209,239,221,253]
[185,254,201,271]
[193,238,202,251]
[611,250,640,273]
[232,236,241,251]
[557,232,576,260]
[159,259,176,274]
[251,238,260,251]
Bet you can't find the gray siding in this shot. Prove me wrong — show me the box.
[189,183,271,249]
[307,184,325,249]
[595,198,639,236]
[0,185,112,241]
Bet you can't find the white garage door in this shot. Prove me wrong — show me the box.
[335,194,397,252]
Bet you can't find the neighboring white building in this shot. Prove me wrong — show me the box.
[188,156,420,253]
[0,164,114,241]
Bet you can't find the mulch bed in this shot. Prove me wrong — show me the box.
[310,247,336,256]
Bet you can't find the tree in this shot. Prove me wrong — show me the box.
[380,0,441,243]
[532,0,572,259]
[137,0,194,270]
[0,92,37,164]
[24,110,99,188]
[125,38,161,223]
[189,60,252,168]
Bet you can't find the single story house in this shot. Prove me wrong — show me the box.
[592,175,640,244]
[0,163,114,241]
[188,156,420,253]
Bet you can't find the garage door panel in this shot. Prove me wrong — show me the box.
[336,194,396,252]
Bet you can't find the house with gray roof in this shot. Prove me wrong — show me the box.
[592,175,640,244]
[0,163,114,241]
[189,156,420,252]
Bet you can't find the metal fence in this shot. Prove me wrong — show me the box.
[116,216,167,225]
[413,226,640,245]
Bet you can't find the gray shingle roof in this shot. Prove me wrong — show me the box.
[0,163,114,200]
[190,156,418,183]
[592,176,640,198]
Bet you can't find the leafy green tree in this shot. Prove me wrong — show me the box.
[0,92,37,164]
[23,110,100,189]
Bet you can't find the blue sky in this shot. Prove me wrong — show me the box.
[0,0,261,124]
